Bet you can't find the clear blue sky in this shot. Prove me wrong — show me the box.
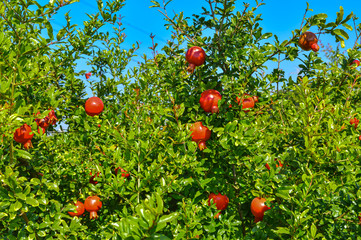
[43,0,361,83]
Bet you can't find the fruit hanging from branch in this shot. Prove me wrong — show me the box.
[251,197,271,223]
[350,59,360,67]
[85,97,104,116]
[208,193,229,219]
[185,46,206,73]
[230,94,257,112]
[13,124,34,149]
[298,31,320,52]
[84,196,102,219]
[68,201,85,217]
[190,122,211,150]
[199,89,222,113]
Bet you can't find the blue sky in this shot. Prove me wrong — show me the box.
[44,0,361,84]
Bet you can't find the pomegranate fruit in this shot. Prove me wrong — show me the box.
[84,196,102,219]
[14,124,34,148]
[208,193,229,219]
[234,94,256,112]
[199,89,222,113]
[350,59,360,67]
[190,122,211,150]
[251,197,271,223]
[115,167,130,178]
[185,46,206,73]
[298,31,319,52]
[85,97,104,116]
[68,201,85,217]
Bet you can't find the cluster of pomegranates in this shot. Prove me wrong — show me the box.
[68,196,102,219]
[186,46,270,221]
[13,110,58,149]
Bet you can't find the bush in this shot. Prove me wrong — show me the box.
[1,0,361,239]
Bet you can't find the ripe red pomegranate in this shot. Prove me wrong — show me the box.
[251,197,271,223]
[85,97,104,116]
[115,167,130,178]
[234,94,256,112]
[84,196,102,219]
[298,31,319,52]
[359,135,361,141]
[68,201,85,217]
[14,124,34,149]
[208,193,229,219]
[190,122,211,150]
[350,117,359,129]
[185,46,206,73]
[199,90,222,113]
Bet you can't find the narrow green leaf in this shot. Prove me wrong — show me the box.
[311,223,317,238]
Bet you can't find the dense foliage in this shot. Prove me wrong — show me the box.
[1,0,361,239]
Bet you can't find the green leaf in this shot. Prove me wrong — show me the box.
[0,212,8,220]
[336,6,344,24]
[26,197,39,207]
[45,21,53,40]
[16,149,32,160]
[158,212,179,225]
[310,223,317,238]
[333,29,349,40]
[56,29,67,41]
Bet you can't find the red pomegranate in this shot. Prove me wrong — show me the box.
[251,197,271,223]
[190,122,211,150]
[199,90,222,113]
[68,201,85,217]
[84,196,102,219]
[85,97,104,116]
[185,46,206,73]
[208,193,229,219]
[14,124,34,149]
